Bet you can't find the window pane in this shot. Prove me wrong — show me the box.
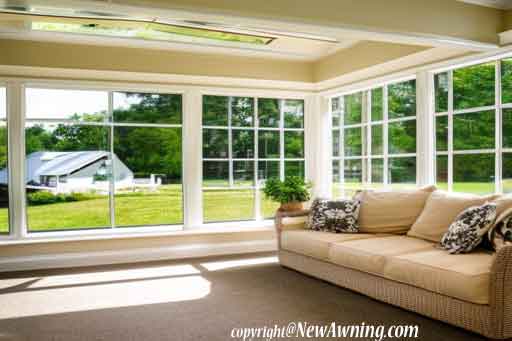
[0,91,7,233]
[503,109,512,149]
[332,129,340,157]
[284,99,304,128]
[332,160,341,198]
[344,159,362,198]
[203,161,228,187]
[284,131,304,158]
[344,127,362,156]
[371,125,383,155]
[231,97,254,127]
[371,158,384,184]
[203,189,254,222]
[434,72,449,113]
[258,130,280,158]
[113,127,182,227]
[371,88,383,121]
[343,92,362,125]
[453,63,495,110]
[285,161,304,178]
[25,123,111,231]
[233,161,254,186]
[388,80,416,119]
[389,120,416,154]
[203,95,228,126]
[258,98,280,128]
[261,190,280,219]
[436,155,448,190]
[232,130,254,158]
[258,161,279,181]
[502,58,512,104]
[332,98,341,127]
[504,153,512,194]
[453,154,494,194]
[203,129,228,158]
[453,111,494,150]
[389,157,416,185]
[113,92,181,124]
[436,116,448,152]
[26,88,108,121]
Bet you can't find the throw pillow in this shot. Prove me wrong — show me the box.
[440,203,497,254]
[482,207,512,252]
[307,198,360,233]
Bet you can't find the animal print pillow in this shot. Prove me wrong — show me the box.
[307,198,361,233]
[440,203,497,254]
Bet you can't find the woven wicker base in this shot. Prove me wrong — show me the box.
[279,250,506,339]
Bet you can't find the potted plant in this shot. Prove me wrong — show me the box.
[263,176,311,212]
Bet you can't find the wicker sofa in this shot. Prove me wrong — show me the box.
[275,207,512,339]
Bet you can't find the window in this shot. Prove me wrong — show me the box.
[331,79,417,198]
[0,87,8,234]
[434,61,499,194]
[202,95,305,222]
[25,88,182,231]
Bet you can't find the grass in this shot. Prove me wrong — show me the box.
[0,181,510,234]
[0,185,280,233]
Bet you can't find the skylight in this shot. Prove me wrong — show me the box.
[30,17,274,45]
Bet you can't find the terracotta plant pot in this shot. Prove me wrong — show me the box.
[279,201,304,212]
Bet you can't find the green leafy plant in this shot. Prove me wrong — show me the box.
[262,176,311,204]
[27,191,98,205]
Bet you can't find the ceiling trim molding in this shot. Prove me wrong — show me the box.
[0,64,316,93]
[457,0,512,10]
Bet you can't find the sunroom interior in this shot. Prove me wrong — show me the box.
[1,0,512,340]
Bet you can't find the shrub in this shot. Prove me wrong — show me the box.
[262,176,311,204]
[27,191,97,205]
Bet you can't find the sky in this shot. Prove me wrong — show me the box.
[0,88,5,119]
[24,88,143,120]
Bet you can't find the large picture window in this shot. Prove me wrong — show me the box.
[331,79,417,198]
[434,61,504,194]
[0,87,8,234]
[24,88,182,232]
[202,95,304,222]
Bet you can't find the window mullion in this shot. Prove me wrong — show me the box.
[228,97,234,187]
[447,70,454,192]
[340,97,345,197]
[254,97,260,220]
[496,60,503,194]
[108,91,116,228]
[279,99,285,180]
[366,90,372,185]
[383,86,389,187]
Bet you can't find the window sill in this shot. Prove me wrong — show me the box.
[0,220,275,245]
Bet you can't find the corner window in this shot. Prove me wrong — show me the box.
[331,79,417,198]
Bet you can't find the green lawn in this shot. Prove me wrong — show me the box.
[0,185,280,233]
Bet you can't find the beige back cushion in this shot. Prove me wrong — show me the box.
[355,186,436,234]
[493,195,512,219]
[407,191,500,242]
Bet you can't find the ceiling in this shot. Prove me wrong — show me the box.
[457,0,512,9]
[0,1,358,61]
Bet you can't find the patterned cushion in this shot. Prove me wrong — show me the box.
[440,203,497,254]
[482,207,512,252]
[307,198,361,233]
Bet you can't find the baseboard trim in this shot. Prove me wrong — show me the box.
[0,239,277,272]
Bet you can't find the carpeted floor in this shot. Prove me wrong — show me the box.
[0,252,486,341]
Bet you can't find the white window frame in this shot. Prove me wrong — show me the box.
[202,95,305,223]
[433,60,506,194]
[330,77,418,198]
[0,77,310,242]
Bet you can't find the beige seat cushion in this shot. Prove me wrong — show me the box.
[407,191,500,242]
[329,236,435,276]
[385,249,494,304]
[281,230,380,261]
[355,186,436,234]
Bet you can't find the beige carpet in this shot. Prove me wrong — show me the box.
[0,252,485,341]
